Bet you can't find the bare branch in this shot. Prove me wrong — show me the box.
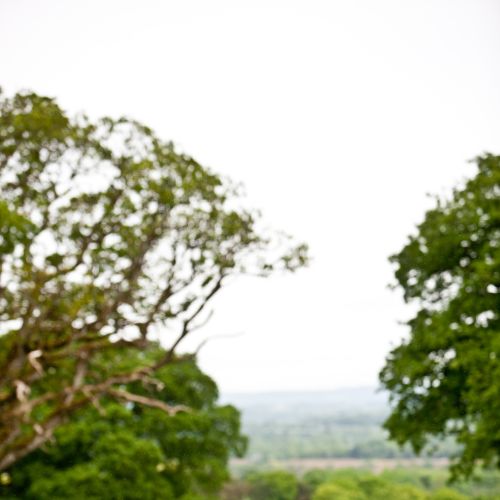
[165,274,225,361]
[106,388,189,416]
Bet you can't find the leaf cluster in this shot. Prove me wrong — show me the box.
[0,88,307,469]
[380,154,500,479]
[0,347,246,499]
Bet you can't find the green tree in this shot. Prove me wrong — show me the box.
[246,470,299,500]
[380,154,500,478]
[302,469,338,493]
[0,346,245,499]
[429,488,467,500]
[313,481,366,500]
[0,89,307,470]
[312,474,428,500]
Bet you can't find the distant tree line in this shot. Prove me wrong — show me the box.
[221,467,500,500]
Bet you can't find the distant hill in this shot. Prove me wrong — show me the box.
[221,386,389,423]
[220,387,457,464]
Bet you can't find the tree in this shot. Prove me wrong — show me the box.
[0,346,246,499]
[429,489,467,500]
[0,89,307,470]
[245,470,299,500]
[380,154,500,478]
[312,480,366,500]
[311,474,428,500]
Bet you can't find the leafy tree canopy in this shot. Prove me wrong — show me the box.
[380,154,500,478]
[222,467,497,500]
[312,473,430,500]
[0,89,307,470]
[0,345,245,499]
[245,470,299,500]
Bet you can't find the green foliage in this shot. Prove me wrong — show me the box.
[25,435,174,500]
[224,467,500,500]
[302,469,339,492]
[230,391,460,471]
[429,488,468,500]
[0,88,307,469]
[380,154,500,479]
[313,481,366,500]
[0,347,246,499]
[242,413,445,462]
[245,470,299,500]
[307,468,496,500]
[311,471,428,500]
[0,200,35,254]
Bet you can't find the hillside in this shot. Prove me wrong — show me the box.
[222,388,456,468]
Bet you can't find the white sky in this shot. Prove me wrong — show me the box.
[1,0,500,393]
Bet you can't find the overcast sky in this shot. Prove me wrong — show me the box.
[2,0,500,393]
